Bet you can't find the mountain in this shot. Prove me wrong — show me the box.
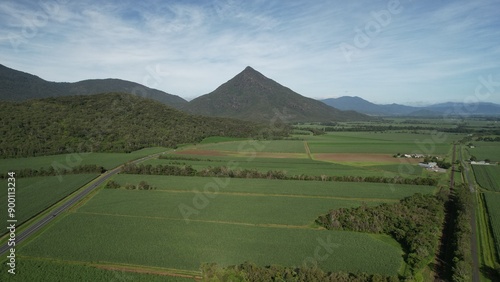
[321,96,500,116]
[321,96,417,116]
[185,67,370,122]
[0,64,187,109]
[0,93,271,158]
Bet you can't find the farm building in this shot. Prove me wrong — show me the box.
[418,162,437,168]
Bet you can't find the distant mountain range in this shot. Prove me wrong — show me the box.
[184,67,369,122]
[321,96,500,116]
[0,64,187,109]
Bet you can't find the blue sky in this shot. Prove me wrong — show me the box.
[1,0,499,105]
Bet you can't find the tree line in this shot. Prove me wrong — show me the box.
[201,262,400,282]
[449,183,474,281]
[316,191,447,277]
[121,163,438,186]
[105,180,155,190]
[0,164,105,179]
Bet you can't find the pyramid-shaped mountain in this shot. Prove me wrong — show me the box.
[185,67,369,122]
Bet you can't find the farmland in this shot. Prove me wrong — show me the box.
[483,192,500,260]
[0,174,98,233]
[0,257,193,282]
[467,141,500,162]
[472,165,500,191]
[20,212,404,276]
[0,147,169,173]
[6,131,455,280]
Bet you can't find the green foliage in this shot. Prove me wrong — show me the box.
[0,164,105,179]
[20,212,403,276]
[0,174,98,234]
[112,175,435,201]
[0,93,275,158]
[0,258,191,282]
[121,163,437,185]
[449,184,473,282]
[316,192,446,275]
[484,192,500,261]
[200,262,401,282]
[472,165,500,191]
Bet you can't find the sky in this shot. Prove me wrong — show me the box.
[1,0,499,105]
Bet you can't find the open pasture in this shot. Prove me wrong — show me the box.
[0,147,168,173]
[473,165,500,191]
[0,174,97,232]
[20,212,404,276]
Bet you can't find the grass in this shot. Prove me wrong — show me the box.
[0,174,98,233]
[0,147,169,173]
[473,165,500,191]
[0,257,195,282]
[20,212,404,276]
[76,188,384,226]
[468,142,500,162]
[199,136,250,144]
[304,132,459,155]
[482,192,500,261]
[197,140,306,153]
[144,155,425,178]
[112,175,436,200]
[475,192,499,281]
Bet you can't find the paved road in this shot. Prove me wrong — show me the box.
[0,152,165,256]
[460,147,480,282]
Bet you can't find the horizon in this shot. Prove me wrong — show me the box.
[1,0,499,105]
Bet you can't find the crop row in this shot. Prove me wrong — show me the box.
[473,165,500,191]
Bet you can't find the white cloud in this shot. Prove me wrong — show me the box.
[0,0,499,104]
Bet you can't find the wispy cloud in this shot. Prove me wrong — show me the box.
[0,0,499,104]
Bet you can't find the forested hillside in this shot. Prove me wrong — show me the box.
[0,93,280,158]
[0,64,187,109]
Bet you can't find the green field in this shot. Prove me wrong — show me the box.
[198,139,306,153]
[483,192,500,260]
[0,258,194,282]
[472,165,500,191]
[468,142,500,162]
[0,174,97,232]
[20,212,404,276]
[304,132,459,155]
[144,156,420,178]
[0,147,169,173]
[9,131,450,279]
[113,175,436,201]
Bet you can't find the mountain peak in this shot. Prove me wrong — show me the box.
[185,68,370,122]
